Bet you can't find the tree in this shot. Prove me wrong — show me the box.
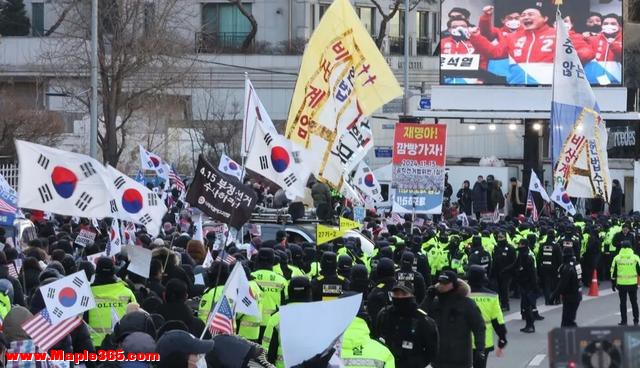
[0,94,64,157]
[0,0,30,36]
[229,0,258,51]
[370,0,401,49]
[44,0,197,166]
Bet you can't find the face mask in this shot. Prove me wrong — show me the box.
[586,24,602,33]
[505,19,520,30]
[498,240,507,247]
[602,25,619,35]
[392,296,417,313]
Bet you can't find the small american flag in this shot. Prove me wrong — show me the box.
[216,250,236,265]
[169,168,185,192]
[492,204,500,223]
[209,295,234,335]
[0,198,16,214]
[21,310,82,351]
[526,192,539,222]
[391,213,405,225]
[7,263,18,279]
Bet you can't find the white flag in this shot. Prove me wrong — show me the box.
[193,213,204,242]
[340,180,364,206]
[203,249,214,268]
[16,140,111,218]
[122,221,136,246]
[40,271,96,325]
[218,154,243,180]
[110,306,120,330]
[246,122,310,200]
[352,162,383,203]
[551,186,577,216]
[242,79,277,156]
[138,145,170,183]
[224,263,260,319]
[106,219,122,257]
[91,218,102,234]
[528,170,551,203]
[103,165,167,236]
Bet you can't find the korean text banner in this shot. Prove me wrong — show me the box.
[0,174,17,226]
[392,124,447,214]
[284,0,401,189]
[186,155,257,229]
[439,0,622,85]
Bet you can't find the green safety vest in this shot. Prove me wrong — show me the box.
[341,317,395,368]
[262,311,284,368]
[251,269,287,326]
[198,285,225,323]
[470,291,504,349]
[307,262,322,278]
[605,226,622,252]
[0,293,11,319]
[88,282,136,347]
[273,264,306,280]
[611,248,640,286]
[481,237,496,254]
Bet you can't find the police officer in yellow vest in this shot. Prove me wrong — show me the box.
[252,248,287,340]
[310,252,349,301]
[0,279,13,319]
[262,277,312,368]
[611,241,640,326]
[198,261,229,323]
[87,257,137,347]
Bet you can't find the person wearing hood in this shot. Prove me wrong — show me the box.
[421,271,485,368]
[337,255,353,280]
[3,306,51,368]
[491,231,516,311]
[156,330,214,368]
[310,252,349,301]
[468,236,492,277]
[157,279,205,337]
[550,247,582,327]
[468,266,507,368]
[151,246,194,298]
[611,240,640,326]
[262,277,312,368]
[252,248,287,341]
[349,264,370,301]
[512,239,539,333]
[395,252,426,304]
[87,257,137,347]
[537,230,562,305]
[367,258,396,330]
[374,282,438,368]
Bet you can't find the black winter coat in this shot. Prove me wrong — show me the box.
[472,181,488,213]
[421,280,486,368]
[456,188,473,215]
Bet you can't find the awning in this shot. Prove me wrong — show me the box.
[413,110,640,121]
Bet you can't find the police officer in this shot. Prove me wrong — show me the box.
[550,247,582,327]
[252,248,287,339]
[468,236,492,276]
[396,252,426,304]
[611,240,640,326]
[0,279,13,319]
[468,266,507,368]
[349,264,371,300]
[373,282,439,368]
[537,230,562,305]
[262,277,312,368]
[88,257,137,347]
[492,231,516,311]
[367,258,396,328]
[337,254,353,280]
[512,240,538,333]
[613,223,636,254]
[311,252,349,301]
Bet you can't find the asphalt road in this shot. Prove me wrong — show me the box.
[488,281,623,368]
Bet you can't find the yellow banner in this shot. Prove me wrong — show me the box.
[285,0,402,187]
[339,216,361,231]
[317,224,347,245]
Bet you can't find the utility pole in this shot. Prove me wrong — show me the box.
[90,0,98,159]
[402,0,409,115]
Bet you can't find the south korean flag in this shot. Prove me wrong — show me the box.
[352,161,383,203]
[104,165,167,237]
[40,271,96,325]
[16,140,111,218]
[246,122,310,200]
[106,219,122,257]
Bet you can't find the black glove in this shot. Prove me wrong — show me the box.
[497,338,507,349]
[292,348,335,368]
[473,350,486,362]
[612,281,617,292]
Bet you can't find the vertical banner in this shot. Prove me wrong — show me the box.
[392,124,447,214]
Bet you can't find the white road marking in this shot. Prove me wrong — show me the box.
[528,354,546,366]
[504,289,616,322]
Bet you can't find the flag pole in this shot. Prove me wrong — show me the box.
[550,5,562,191]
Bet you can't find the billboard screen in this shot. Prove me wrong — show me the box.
[439,0,623,85]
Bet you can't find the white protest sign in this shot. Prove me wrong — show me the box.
[194,273,205,286]
[126,245,152,278]
[280,293,362,367]
[74,229,96,247]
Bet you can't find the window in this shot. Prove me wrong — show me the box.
[201,3,253,48]
[319,4,330,21]
[417,11,429,39]
[31,2,44,36]
[389,10,405,38]
[143,2,155,36]
[357,7,375,35]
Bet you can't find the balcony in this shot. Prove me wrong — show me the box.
[196,31,251,53]
[417,38,432,56]
[388,37,404,55]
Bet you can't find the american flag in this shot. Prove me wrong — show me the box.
[169,168,185,192]
[216,250,236,265]
[21,310,82,351]
[492,204,500,223]
[391,213,405,225]
[208,295,234,335]
[0,197,16,214]
[526,192,539,222]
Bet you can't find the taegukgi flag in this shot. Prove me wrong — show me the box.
[40,271,96,325]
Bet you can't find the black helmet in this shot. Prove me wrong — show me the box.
[320,252,337,272]
[337,255,353,273]
[288,276,312,303]
[376,258,395,279]
[400,251,415,271]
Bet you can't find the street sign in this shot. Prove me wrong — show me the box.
[419,97,431,110]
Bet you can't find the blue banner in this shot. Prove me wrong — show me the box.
[0,174,17,226]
